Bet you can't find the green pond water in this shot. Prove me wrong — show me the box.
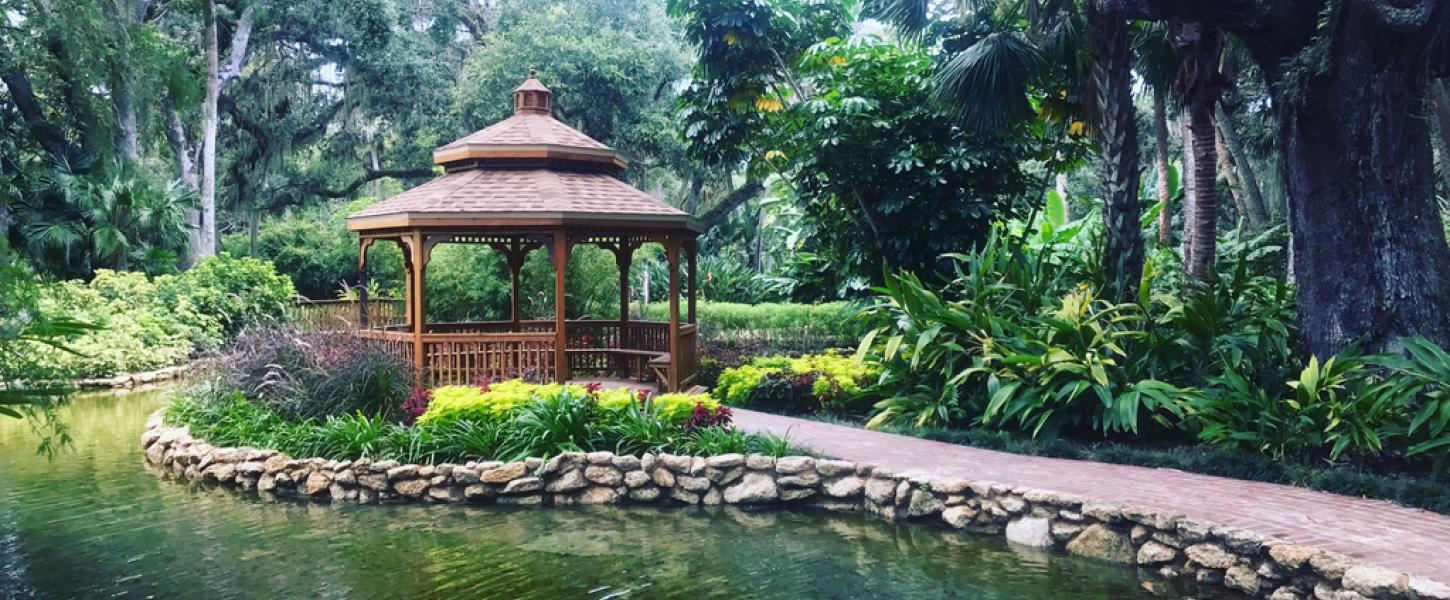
[0,388,1219,599]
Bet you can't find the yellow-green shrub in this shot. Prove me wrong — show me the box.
[790,351,878,405]
[417,380,588,425]
[713,351,878,411]
[714,364,780,405]
[595,388,639,412]
[653,393,720,423]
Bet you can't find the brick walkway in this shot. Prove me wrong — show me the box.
[734,409,1450,584]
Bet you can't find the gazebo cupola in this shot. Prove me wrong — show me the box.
[428,69,627,177]
[347,69,701,392]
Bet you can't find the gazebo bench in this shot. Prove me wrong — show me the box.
[565,348,669,381]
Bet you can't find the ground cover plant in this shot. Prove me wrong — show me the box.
[168,332,796,464]
[713,351,879,414]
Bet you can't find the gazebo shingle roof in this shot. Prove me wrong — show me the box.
[439,114,610,151]
[348,71,695,231]
[348,169,689,220]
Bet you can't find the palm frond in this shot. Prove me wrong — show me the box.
[935,30,1046,134]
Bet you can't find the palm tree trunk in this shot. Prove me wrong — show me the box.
[1179,23,1222,282]
[1089,11,1144,300]
[1153,89,1172,246]
[1216,125,1249,232]
[1215,102,1269,230]
[1180,113,1195,266]
[1429,80,1450,191]
[1186,91,1219,281]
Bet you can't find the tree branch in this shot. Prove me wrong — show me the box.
[316,168,435,199]
[1,67,74,159]
[1091,0,1301,30]
[696,179,765,232]
[290,99,346,147]
[218,3,258,86]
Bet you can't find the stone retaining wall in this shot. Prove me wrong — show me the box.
[75,361,201,389]
[141,412,1449,600]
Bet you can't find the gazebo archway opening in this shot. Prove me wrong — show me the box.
[348,70,700,392]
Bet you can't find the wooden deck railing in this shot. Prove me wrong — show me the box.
[356,319,694,389]
[291,297,404,332]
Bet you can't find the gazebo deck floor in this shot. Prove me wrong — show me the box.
[566,377,660,393]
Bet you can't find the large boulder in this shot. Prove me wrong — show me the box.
[722,472,778,504]
[1065,524,1134,563]
[1005,517,1053,548]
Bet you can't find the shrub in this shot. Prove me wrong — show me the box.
[643,301,864,355]
[495,387,599,459]
[855,227,1295,436]
[158,255,295,335]
[170,377,788,464]
[29,270,220,378]
[713,351,878,413]
[418,381,584,425]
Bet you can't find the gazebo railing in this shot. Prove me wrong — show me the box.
[292,297,405,332]
[359,320,689,388]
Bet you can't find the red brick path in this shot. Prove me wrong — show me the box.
[734,409,1450,584]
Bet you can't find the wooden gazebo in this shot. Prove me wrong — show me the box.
[348,71,700,391]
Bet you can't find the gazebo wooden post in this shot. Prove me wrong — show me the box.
[552,230,570,383]
[409,230,427,387]
[666,236,681,392]
[614,242,634,372]
[507,243,525,332]
[356,238,373,329]
[685,239,697,324]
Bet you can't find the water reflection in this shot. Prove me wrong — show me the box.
[0,388,1215,599]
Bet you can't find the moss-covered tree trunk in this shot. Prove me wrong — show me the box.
[1274,7,1450,356]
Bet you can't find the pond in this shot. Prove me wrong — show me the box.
[0,388,1217,599]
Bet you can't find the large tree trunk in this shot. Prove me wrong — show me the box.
[1216,102,1269,231]
[198,0,220,262]
[1153,89,1172,246]
[1274,9,1450,356]
[1089,11,1144,300]
[164,105,203,268]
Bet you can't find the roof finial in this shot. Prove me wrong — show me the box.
[513,67,552,115]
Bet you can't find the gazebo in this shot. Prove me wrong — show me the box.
[347,70,700,392]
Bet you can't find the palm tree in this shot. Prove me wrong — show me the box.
[1174,22,1223,282]
[872,0,1146,300]
[17,160,196,275]
[1132,23,1178,248]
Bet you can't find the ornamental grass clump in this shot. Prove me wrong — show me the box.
[221,327,413,422]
